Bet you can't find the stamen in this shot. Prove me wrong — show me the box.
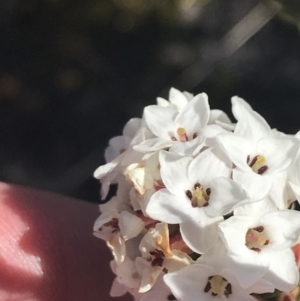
[249,155,268,174]
[194,187,202,199]
[249,155,258,167]
[204,282,211,293]
[206,188,211,196]
[149,249,165,267]
[167,294,176,301]
[258,166,268,174]
[204,275,232,298]
[119,148,126,154]
[171,137,177,141]
[246,226,269,251]
[186,190,192,200]
[194,183,201,189]
[257,236,268,246]
[177,127,188,142]
[253,226,264,232]
[192,133,198,139]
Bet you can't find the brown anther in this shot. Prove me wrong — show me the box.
[151,257,164,267]
[204,282,211,293]
[203,202,209,207]
[258,166,268,175]
[119,148,126,154]
[212,292,217,296]
[251,247,261,253]
[249,156,258,167]
[225,283,232,296]
[171,137,177,141]
[193,133,198,139]
[167,294,176,301]
[194,183,201,189]
[247,155,250,163]
[206,188,211,196]
[150,249,165,267]
[264,240,269,246]
[186,190,193,200]
[163,267,168,273]
[103,218,119,231]
[253,226,264,232]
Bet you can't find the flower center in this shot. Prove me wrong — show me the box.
[186,183,210,208]
[101,218,120,233]
[247,155,268,174]
[171,127,197,142]
[245,226,269,252]
[149,249,165,267]
[204,275,232,298]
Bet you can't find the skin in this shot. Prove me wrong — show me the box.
[0,182,131,301]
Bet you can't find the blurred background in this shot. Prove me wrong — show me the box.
[0,0,300,202]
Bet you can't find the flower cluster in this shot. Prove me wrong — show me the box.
[93,88,300,301]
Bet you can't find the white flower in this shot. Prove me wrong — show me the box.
[140,275,174,301]
[156,87,192,111]
[135,93,227,156]
[218,199,300,291]
[217,108,299,205]
[104,118,142,162]
[125,151,162,196]
[94,122,151,199]
[137,223,192,293]
[164,263,274,301]
[146,148,249,253]
[94,209,144,264]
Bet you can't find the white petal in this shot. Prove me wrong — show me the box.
[119,211,144,241]
[267,172,288,209]
[218,215,254,255]
[175,93,209,135]
[94,157,121,179]
[105,136,131,162]
[289,181,300,204]
[146,189,191,224]
[180,214,223,254]
[163,264,216,301]
[144,105,176,139]
[264,248,299,291]
[231,96,253,121]
[196,239,230,271]
[257,137,299,174]
[209,109,231,125]
[205,177,249,216]
[159,151,192,196]
[201,124,229,147]
[217,133,252,172]
[234,109,271,142]
[110,278,127,297]
[232,169,272,201]
[157,97,170,107]
[134,138,174,153]
[188,147,231,186]
[226,252,269,288]
[234,198,277,221]
[123,118,142,138]
[168,136,205,156]
[169,87,189,110]
[263,210,300,250]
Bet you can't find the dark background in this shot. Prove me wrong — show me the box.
[1,0,300,203]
